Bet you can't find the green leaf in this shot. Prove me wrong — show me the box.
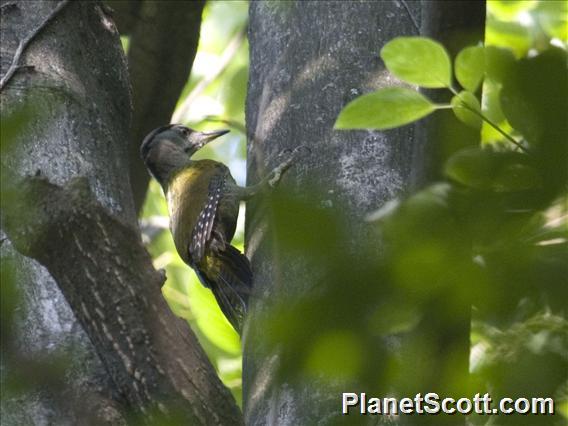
[335,87,436,130]
[380,37,452,88]
[187,275,241,355]
[445,148,541,191]
[451,91,482,129]
[537,0,568,41]
[484,46,516,84]
[445,148,499,189]
[486,17,532,58]
[500,48,568,146]
[488,0,537,21]
[480,84,513,145]
[493,163,542,192]
[455,46,485,92]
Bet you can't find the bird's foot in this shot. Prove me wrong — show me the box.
[268,145,310,188]
[156,268,167,287]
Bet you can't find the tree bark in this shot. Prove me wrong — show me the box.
[244,1,419,424]
[244,1,484,425]
[1,1,241,424]
[108,0,206,213]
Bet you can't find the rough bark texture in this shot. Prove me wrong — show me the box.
[244,2,420,424]
[244,1,486,425]
[1,237,127,426]
[108,0,206,213]
[1,1,241,424]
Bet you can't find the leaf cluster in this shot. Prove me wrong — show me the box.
[262,26,567,426]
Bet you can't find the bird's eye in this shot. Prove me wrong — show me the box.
[178,127,190,136]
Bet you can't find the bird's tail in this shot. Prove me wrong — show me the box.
[194,245,252,334]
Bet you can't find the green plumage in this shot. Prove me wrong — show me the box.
[166,161,237,264]
[141,124,299,333]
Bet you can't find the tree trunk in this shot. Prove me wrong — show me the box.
[244,1,419,424]
[1,1,241,424]
[108,0,206,213]
[244,1,484,425]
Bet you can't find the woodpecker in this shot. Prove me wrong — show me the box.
[141,124,298,333]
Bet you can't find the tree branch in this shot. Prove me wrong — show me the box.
[0,0,70,91]
[1,175,243,424]
[172,26,247,123]
[1,1,242,423]
[113,0,206,213]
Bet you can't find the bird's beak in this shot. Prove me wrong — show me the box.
[195,129,230,149]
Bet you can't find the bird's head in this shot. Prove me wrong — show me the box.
[140,124,229,184]
[141,124,229,160]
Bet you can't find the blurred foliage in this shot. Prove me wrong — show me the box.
[482,0,567,146]
[333,1,566,424]
[139,1,249,404]
[138,0,567,421]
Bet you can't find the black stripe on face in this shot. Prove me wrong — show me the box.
[140,124,176,160]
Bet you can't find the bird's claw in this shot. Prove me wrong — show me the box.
[275,145,310,162]
[292,145,311,156]
[267,145,310,188]
[156,268,167,287]
[275,145,310,164]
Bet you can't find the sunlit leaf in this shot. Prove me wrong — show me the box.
[486,17,532,58]
[120,36,130,53]
[451,91,482,129]
[537,0,568,41]
[480,74,516,146]
[335,88,436,130]
[187,275,241,355]
[488,0,537,21]
[381,37,452,88]
[162,285,193,312]
[455,46,485,92]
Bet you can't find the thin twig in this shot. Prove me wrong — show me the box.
[465,102,528,153]
[481,113,528,153]
[0,0,70,91]
[171,26,247,123]
[401,0,420,34]
[452,93,529,154]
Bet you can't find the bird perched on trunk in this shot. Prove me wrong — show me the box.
[141,124,299,334]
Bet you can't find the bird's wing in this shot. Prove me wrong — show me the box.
[189,169,227,264]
